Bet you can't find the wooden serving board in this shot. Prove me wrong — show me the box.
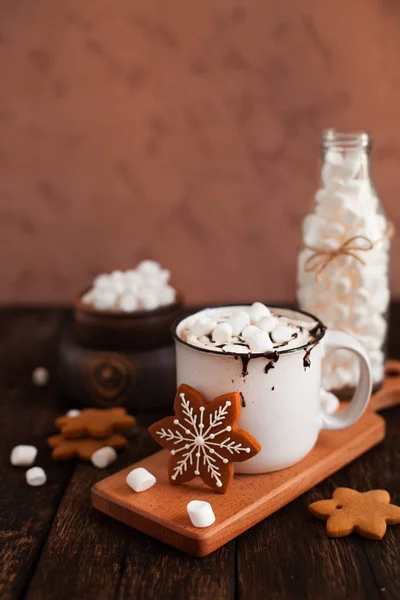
[92,362,400,557]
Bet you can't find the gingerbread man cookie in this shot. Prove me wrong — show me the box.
[309,487,400,539]
[48,433,128,460]
[55,407,135,439]
[148,384,261,493]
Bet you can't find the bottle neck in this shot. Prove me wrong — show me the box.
[321,130,373,182]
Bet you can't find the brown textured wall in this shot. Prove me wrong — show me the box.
[0,0,399,305]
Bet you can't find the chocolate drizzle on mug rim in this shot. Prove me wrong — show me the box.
[172,306,327,360]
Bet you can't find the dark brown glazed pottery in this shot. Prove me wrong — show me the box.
[58,291,184,411]
[74,290,184,351]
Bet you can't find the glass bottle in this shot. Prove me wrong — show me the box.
[297,130,391,396]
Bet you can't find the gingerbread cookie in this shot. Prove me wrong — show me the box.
[48,433,128,460]
[309,487,400,539]
[55,407,135,439]
[148,384,261,493]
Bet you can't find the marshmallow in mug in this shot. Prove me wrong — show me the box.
[179,303,319,354]
[81,261,177,313]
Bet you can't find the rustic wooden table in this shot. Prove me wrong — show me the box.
[1,307,400,600]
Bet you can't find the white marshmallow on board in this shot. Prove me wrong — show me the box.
[91,446,118,469]
[191,317,217,337]
[10,445,38,467]
[187,500,216,528]
[271,326,294,345]
[32,367,49,387]
[212,323,233,345]
[247,302,271,325]
[26,467,46,487]
[126,468,156,492]
[66,409,81,417]
[226,311,250,336]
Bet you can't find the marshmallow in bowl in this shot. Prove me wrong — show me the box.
[81,261,177,313]
[178,304,320,354]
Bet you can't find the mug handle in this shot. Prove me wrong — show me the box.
[320,330,372,430]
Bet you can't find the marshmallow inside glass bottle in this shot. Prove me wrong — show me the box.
[177,303,319,354]
[297,130,390,390]
[81,260,177,313]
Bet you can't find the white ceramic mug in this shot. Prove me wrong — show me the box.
[172,306,372,474]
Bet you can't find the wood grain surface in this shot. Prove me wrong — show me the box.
[0,306,400,598]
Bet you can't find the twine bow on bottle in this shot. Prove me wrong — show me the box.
[303,223,394,283]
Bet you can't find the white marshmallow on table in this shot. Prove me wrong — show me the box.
[126,467,156,492]
[187,500,215,528]
[66,409,80,417]
[271,326,294,345]
[247,302,271,325]
[32,367,49,387]
[256,315,278,333]
[10,445,38,467]
[191,317,217,337]
[119,292,139,313]
[26,467,46,487]
[226,311,250,336]
[91,446,118,469]
[212,323,233,345]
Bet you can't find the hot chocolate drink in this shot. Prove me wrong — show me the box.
[178,303,323,354]
[173,303,372,474]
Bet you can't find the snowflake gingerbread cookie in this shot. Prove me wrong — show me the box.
[148,384,261,493]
